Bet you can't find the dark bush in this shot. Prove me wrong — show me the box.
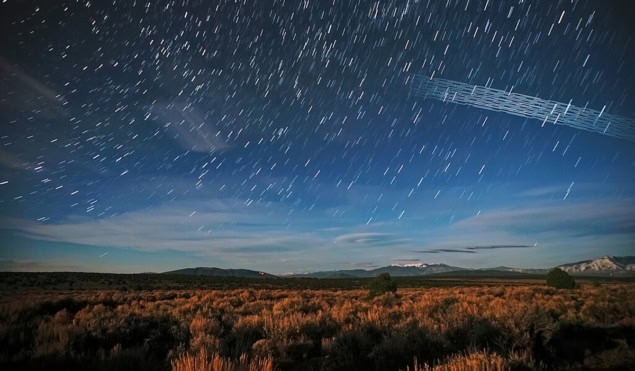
[369,273,397,298]
[546,268,575,289]
[222,324,264,358]
[445,317,504,352]
[369,328,447,370]
[324,326,383,370]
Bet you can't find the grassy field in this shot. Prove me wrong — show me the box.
[1,273,634,370]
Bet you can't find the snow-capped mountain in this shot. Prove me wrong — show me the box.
[288,256,635,278]
[166,256,635,279]
[557,256,635,274]
[390,263,430,268]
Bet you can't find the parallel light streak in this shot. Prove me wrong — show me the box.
[411,75,635,142]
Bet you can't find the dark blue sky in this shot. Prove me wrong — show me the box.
[1,0,634,274]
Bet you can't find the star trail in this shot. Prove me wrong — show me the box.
[1,0,633,273]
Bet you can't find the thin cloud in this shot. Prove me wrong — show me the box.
[333,232,410,247]
[516,185,569,198]
[516,182,610,199]
[0,199,326,255]
[0,57,68,118]
[216,243,306,254]
[408,198,635,268]
[353,262,378,268]
[428,199,635,254]
[147,102,230,152]
[411,249,476,254]
[0,150,35,171]
[409,244,535,254]
[465,244,535,250]
[452,199,635,232]
[392,258,421,263]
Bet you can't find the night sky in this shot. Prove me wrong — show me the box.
[1,0,634,274]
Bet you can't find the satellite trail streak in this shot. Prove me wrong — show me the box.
[411,75,635,142]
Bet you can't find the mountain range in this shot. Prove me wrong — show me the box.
[165,256,635,278]
[289,263,466,278]
[557,256,635,275]
[165,267,275,278]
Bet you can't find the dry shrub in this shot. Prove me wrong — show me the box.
[405,350,506,371]
[171,348,273,371]
[2,282,634,370]
[189,315,222,353]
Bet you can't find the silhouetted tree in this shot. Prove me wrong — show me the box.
[369,272,397,297]
[546,268,575,289]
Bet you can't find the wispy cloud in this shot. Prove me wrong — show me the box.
[515,182,621,199]
[2,187,633,272]
[353,262,378,268]
[411,249,476,254]
[0,150,34,171]
[450,199,635,236]
[465,244,535,250]
[516,185,565,198]
[0,57,68,118]
[1,199,327,255]
[409,244,535,254]
[333,232,410,247]
[392,258,421,263]
[147,102,230,152]
[410,198,635,267]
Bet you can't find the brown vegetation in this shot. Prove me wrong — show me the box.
[1,281,634,370]
[171,349,273,371]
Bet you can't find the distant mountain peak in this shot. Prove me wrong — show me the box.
[164,255,635,279]
[557,256,635,274]
[390,263,429,268]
